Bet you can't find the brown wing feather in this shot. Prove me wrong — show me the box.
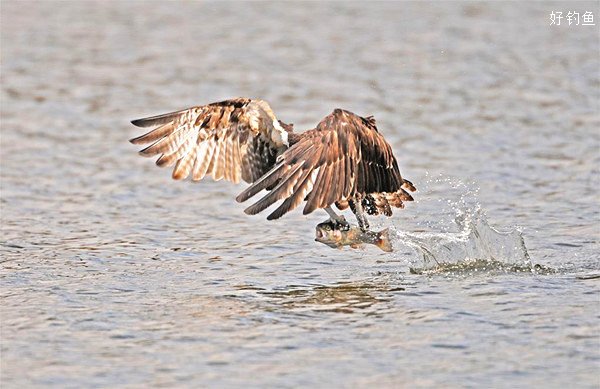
[266,166,316,220]
[130,98,291,184]
[238,108,412,219]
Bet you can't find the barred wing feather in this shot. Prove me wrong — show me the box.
[237,109,415,219]
[130,98,290,184]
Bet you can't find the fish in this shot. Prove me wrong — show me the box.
[314,221,393,252]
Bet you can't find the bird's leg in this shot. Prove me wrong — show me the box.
[324,206,350,231]
[349,199,370,232]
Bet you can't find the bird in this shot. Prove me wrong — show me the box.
[129,98,416,232]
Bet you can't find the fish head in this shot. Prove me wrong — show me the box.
[315,220,346,248]
[315,222,394,252]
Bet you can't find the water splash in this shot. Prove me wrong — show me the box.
[393,209,535,274]
[389,174,543,274]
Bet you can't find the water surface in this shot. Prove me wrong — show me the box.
[1,1,599,388]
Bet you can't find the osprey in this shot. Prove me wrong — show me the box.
[130,98,415,232]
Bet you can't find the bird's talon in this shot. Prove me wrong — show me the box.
[358,220,370,233]
[337,220,350,231]
[332,215,349,231]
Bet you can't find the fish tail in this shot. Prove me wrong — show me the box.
[375,228,393,252]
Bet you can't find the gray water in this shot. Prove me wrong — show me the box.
[1,1,599,388]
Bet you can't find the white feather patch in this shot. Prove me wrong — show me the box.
[271,120,289,147]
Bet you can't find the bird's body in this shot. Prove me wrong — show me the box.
[130,98,415,233]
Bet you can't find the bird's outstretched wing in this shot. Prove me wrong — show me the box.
[130,98,290,183]
[237,108,415,219]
